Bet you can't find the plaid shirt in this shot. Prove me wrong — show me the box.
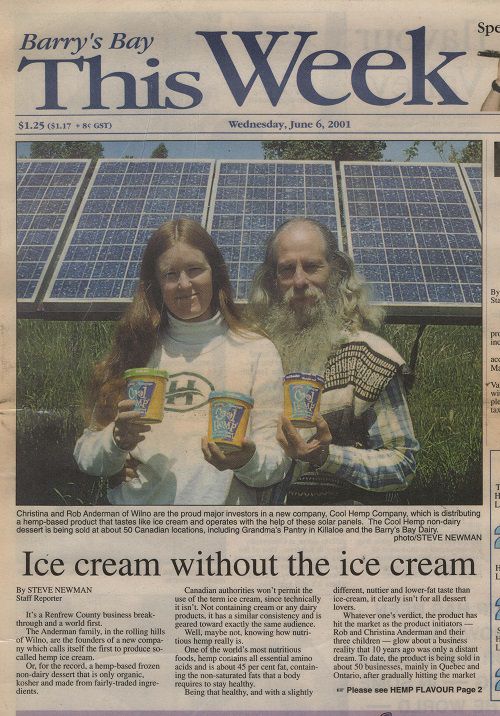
[318,373,418,491]
[268,373,419,505]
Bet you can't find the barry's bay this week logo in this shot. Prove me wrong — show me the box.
[16,27,468,111]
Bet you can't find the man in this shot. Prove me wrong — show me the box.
[248,217,419,505]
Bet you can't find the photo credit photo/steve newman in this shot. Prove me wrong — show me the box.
[1,1,500,715]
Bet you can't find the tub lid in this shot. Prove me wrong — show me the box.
[209,390,254,407]
[124,368,169,379]
[283,372,325,385]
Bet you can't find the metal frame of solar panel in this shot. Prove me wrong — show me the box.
[340,161,482,322]
[460,163,482,219]
[17,158,91,309]
[44,158,215,312]
[206,160,342,301]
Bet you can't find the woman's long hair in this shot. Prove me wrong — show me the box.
[87,218,245,427]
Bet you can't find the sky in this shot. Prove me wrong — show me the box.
[17,139,471,162]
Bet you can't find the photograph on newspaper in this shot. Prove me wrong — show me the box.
[3,1,500,716]
[15,138,482,509]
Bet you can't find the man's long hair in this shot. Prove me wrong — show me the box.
[248,218,384,333]
[86,218,245,427]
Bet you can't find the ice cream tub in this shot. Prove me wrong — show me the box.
[208,391,254,453]
[124,368,169,423]
[283,372,325,427]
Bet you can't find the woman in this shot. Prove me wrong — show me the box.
[74,218,288,505]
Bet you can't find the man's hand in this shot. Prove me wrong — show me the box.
[277,414,332,465]
[201,437,256,471]
[112,399,151,451]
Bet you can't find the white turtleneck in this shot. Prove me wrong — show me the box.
[74,313,289,505]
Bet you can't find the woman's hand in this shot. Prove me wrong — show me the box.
[112,399,151,451]
[201,437,256,471]
[108,456,142,488]
[276,414,332,465]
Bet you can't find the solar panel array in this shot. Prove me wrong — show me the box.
[17,157,482,320]
[207,161,342,300]
[16,159,90,303]
[45,159,214,304]
[341,162,481,312]
[460,163,482,216]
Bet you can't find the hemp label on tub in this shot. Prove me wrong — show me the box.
[211,403,245,441]
[128,381,156,415]
[289,384,321,421]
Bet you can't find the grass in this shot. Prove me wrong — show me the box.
[17,320,115,505]
[382,323,482,504]
[16,319,482,505]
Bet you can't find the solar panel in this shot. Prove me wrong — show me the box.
[45,159,215,308]
[16,159,91,304]
[340,162,482,318]
[460,163,482,217]
[206,160,342,300]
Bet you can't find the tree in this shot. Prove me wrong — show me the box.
[30,141,104,161]
[262,140,386,162]
[403,140,481,164]
[457,141,481,164]
[151,142,168,158]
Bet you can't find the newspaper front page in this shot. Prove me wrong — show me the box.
[1,1,499,715]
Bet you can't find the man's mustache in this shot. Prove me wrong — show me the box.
[282,285,324,305]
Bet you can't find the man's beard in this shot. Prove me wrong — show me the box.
[262,285,348,374]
